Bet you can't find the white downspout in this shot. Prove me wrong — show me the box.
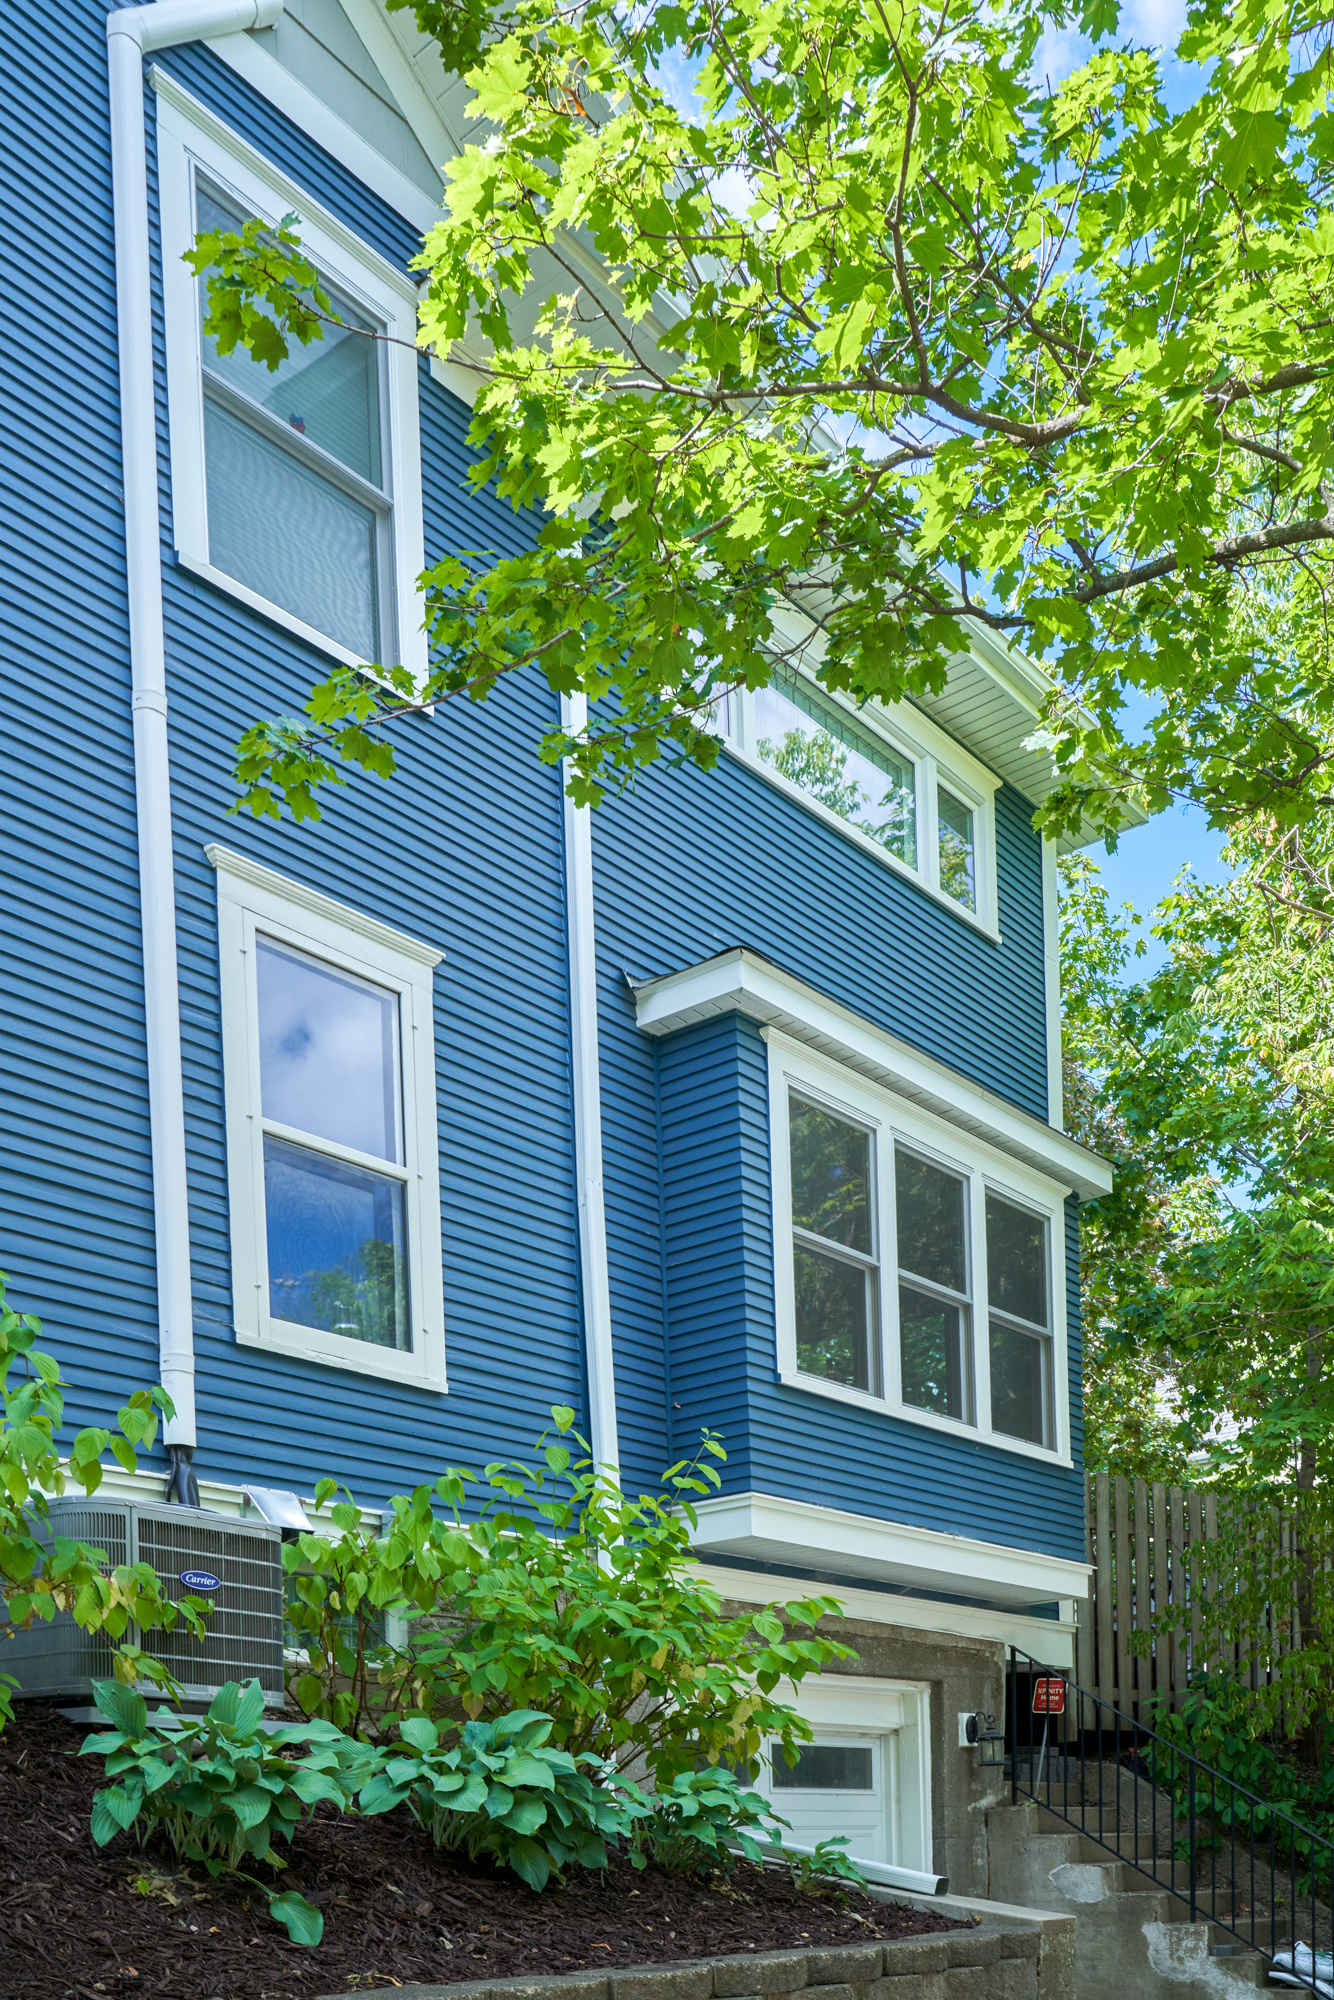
[561,695,620,1483]
[106,0,283,1466]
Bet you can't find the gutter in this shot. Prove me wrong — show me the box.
[106,0,284,1492]
[561,695,620,1483]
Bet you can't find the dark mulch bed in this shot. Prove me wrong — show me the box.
[0,1704,969,2000]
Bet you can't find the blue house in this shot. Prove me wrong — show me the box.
[4,0,1111,1894]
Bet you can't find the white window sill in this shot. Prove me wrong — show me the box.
[237,1321,447,1392]
[722,742,1002,943]
[177,549,369,669]
[777,1368,1071,1468]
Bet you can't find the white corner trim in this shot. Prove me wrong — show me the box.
[693,1561,1077,1669]
[1042,839,1064,1132]
[194,30,445,234]
[206,844,444,964]
[690,1492,1091,1613]
[631,948,1111,1200]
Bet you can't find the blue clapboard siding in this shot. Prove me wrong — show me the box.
[2,14,584,1508]
[592,743,1085,1561]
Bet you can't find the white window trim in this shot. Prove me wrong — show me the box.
[767,1032,1071,1467]
[748,1674,932,1875]
[154,70,427,682]
[720,669,1001,938]
[208,843,447,1391]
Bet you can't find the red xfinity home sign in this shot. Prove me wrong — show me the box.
[1032,1677,1066,1715]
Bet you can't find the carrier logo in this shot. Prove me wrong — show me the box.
[179,1569,222,1593]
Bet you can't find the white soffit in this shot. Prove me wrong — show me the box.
[692,1562,1077,1668]
[630,948,1113,1200]
[690,1494,1091,1614]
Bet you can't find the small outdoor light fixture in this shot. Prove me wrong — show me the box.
[966,1712,1006,1766]
[242,1486,314,1542]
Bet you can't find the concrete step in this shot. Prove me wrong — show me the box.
[1148,1921,1273,1987]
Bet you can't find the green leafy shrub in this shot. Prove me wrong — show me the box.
[284,1411,854,1785]
[0,1276,207,1723]
[360,1707,637,1891]
[629,1765,789,1876]
[1147,1677,1334,1889]
[81,1677,366,1944]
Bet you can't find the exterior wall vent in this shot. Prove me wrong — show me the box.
[0,1500,284,1706]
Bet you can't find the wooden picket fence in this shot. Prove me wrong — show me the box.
[1075,1471,1302,1719]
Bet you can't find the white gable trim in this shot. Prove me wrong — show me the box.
[203,25,443,232]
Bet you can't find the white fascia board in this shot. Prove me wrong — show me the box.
[631,948,1112,1200]
[690,1492,1091,1614]
[692,1561,1077,1669]
[201,28,444,234]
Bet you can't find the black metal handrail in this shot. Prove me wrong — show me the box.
[1007,1644,1334,1993]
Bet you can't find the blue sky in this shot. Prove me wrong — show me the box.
[1092,803,1231,966]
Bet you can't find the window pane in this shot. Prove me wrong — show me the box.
[938,789,976,909]
[770,1743,873,1791]
[204,399,379,659]
[197,183,382,486]
[257,939,400,1163]
[895,1150,966,1293]
[264,1135,408,1349]
[790,1096,872,1253]
[986,1194,1048,1327]
[794,1243,874,1391]
[990,1319,1048,1445]
[899,1283,967,1420]
[753,667,916,865]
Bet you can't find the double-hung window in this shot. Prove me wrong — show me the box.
[155,73,427,678]
[211,846,446,1390]
[771,1040,1067,1459]
[717,664,996,929]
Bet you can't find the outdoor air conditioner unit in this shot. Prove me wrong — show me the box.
[0,1499,285,1707]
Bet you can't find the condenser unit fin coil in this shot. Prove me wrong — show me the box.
[0,1500,284,1705]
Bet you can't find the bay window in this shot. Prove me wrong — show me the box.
[771,1039,1066,1458]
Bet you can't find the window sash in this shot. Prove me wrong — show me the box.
[772,1043,1066,1455]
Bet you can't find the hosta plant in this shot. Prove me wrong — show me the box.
[359,1708,639,1891]
[81,1676,368,1944]
[629,1765,789,1877]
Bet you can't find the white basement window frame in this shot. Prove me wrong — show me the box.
[154,70,427,681]
[768,1033,1070,1465]
[208,844,446,1391]
[715,668,1000,935]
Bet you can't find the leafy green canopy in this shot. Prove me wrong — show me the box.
[1060,827,1334,1486]
[198,0,1334,834]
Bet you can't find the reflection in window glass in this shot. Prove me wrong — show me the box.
[790,1097,871,1252]
[938,788,976,908]
[770,1743,874,1790]
[899,1283,967,1419]
[264,1135,408,1347]
[986,1195,1048,1327]
[794,1243,875,1391]
[754,667,916,865]
[895,1151,966,1292]
[986,1193,1050,1445]
[790,1094,877,1392]
[990,1321,1046,1444]
[257,938,401,1162]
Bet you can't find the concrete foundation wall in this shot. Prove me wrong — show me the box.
[773,1612,1010,1897]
